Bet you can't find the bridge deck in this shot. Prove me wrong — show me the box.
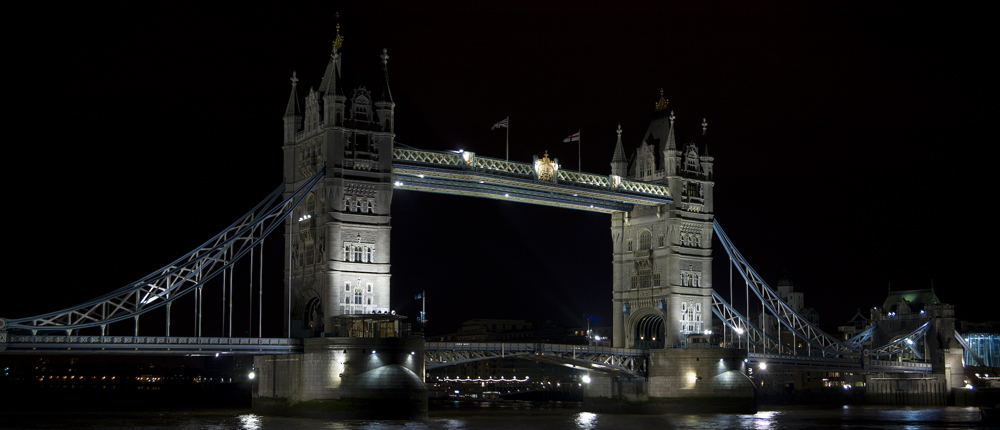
[0,334,302,355]
[425,341,648,377]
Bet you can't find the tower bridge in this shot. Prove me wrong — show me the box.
[0,36,980,416]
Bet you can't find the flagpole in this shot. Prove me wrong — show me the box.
[506,118,509,161]
[578,130,581,171]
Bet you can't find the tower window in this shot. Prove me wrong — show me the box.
[639,230,651,250]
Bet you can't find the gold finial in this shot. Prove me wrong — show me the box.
[654,88,669,111]
[541,150,553,164]
[332,13,344,52]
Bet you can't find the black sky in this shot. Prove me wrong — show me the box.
[4,2,993,337]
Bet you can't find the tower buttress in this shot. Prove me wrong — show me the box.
[611,125,628,177]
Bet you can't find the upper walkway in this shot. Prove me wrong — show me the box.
[391,146,671,213]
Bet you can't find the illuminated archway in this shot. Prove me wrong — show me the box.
[634,314,665,349]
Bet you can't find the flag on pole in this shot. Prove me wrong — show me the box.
[414,292,424,300]
[491,117,508,130]
[563,131,581,142]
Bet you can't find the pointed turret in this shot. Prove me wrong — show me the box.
[374,48,395,132]
[611,124,628,177]
[699,117,713,179]
[663,110,679,176]
[283,72,303,145]
[321,19,347,126]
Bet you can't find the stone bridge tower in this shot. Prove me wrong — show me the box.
[611,93,715,349]
[281,27,396,338]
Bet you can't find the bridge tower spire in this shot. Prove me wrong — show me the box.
[611,124,628,177]
[281,29,396,338]
[611,92,715,349]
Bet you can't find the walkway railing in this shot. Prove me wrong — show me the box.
[1,334,302,354]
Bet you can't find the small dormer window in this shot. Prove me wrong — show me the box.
[352,88,372,122]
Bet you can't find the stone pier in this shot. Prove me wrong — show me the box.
[253,316,426,419]
[585,347,756,413]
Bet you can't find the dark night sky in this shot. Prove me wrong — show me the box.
[4,3,993,338]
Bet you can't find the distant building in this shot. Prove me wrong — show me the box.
[957,321,1000,368]
[837,309,871,343]
[755,276,820,349]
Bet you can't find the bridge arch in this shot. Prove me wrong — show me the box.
[630,311,666,349]
[292,289,324,337]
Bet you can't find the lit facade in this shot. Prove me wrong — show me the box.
[282,31,396,338]
[611,94,715,349]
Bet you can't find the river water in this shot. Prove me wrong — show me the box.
[0,405,987,430]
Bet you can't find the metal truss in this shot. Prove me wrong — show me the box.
[867,322,931,358]
[392,173,636,213]
[0,169,326,334]
[392,146,671,212]
[713,220,941,360]
[714,220,859,356]
[1,335,302,354]
[711,291,792,353]
[425,342,647,377]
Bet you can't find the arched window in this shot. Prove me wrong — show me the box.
[639,230,651,250]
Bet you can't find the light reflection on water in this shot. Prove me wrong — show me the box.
[0,406,984,429]
[575,412,597,430]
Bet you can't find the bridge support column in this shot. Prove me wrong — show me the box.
[253,337,425,419]
[926,304,967,403]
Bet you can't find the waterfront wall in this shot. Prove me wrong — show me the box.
[864,373,950,406]
[584,347,756,413]
[252,337,426,419]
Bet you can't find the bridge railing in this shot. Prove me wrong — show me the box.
[2,334,304,354]
[6,335,302,346]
